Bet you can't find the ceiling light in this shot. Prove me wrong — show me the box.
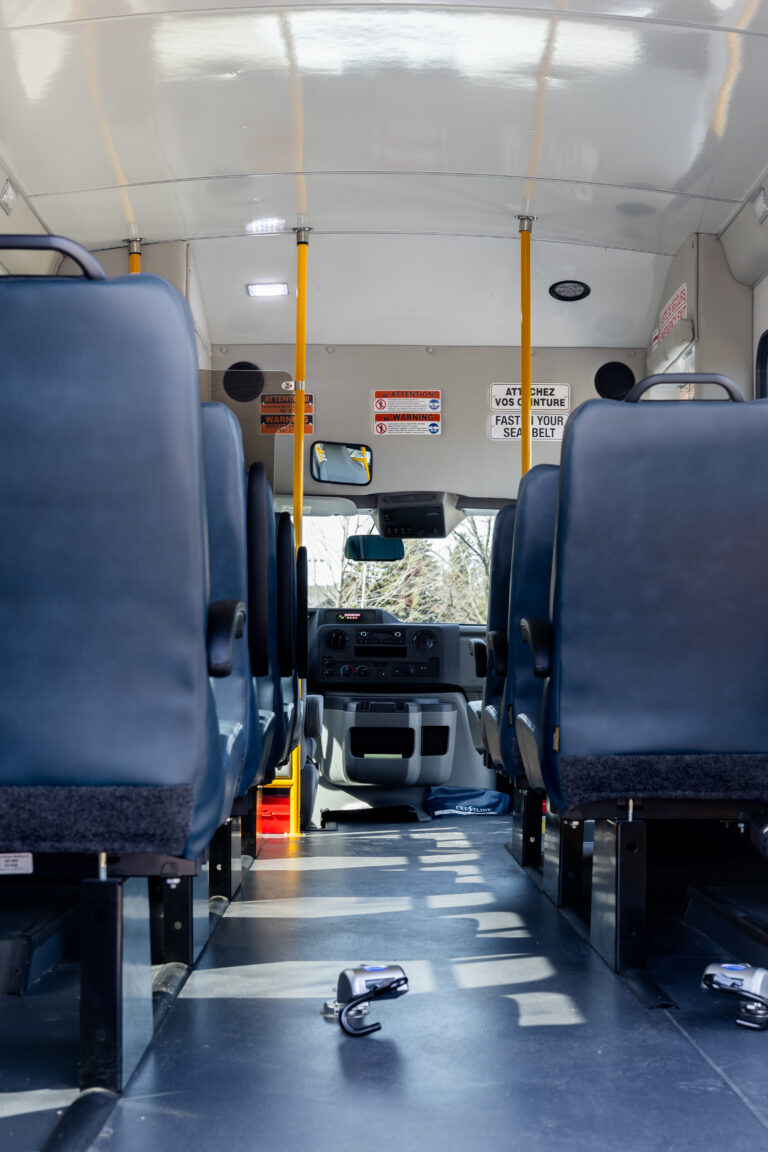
[246,217,285,234]
[247,283,289,297]
[549,280,591,302]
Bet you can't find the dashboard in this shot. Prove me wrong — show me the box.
[306,608,487,790]
[308,608,476,690]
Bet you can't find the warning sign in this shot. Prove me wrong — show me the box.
[659,284,687,342]
[373,390,441,414]
[259,393,314,435]
[374,413,441,435]
[489,413,566,441]
[489,384,570,411]
[261,413,314,436]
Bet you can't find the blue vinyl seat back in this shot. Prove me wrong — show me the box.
[499,465,559,776]
[275,511,301,764]
[247,464,284,781]
[0,271,229,859]
[479,502,516,767]
[541,397,768,810]
[201,403,261,796]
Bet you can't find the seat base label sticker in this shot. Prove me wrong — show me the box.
[0,853,33,875]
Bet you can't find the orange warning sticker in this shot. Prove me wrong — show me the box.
[260,392,314,414]
[260,413,314,435]
[259,392,314,434]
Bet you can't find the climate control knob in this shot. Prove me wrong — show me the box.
[340,664,354,678]
[356,665,371,677]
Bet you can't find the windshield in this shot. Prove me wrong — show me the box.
[303,513,496,624]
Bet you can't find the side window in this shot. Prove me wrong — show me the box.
[756,330,768,400]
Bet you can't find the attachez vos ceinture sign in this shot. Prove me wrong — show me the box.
[488,384,570,440]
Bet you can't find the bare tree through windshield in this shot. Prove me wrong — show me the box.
[304,514,495,624]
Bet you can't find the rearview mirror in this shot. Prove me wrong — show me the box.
[311,441,372,486]
[344,535,405,562]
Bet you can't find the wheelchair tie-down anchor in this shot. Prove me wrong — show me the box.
[324,965,409,1036]
[702,962,768,1030]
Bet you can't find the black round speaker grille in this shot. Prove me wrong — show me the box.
[594,361,636,401]
[223,361,264,403]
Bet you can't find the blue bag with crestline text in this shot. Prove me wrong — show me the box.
[426,786,510,818]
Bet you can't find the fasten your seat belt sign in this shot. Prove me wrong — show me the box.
[488,384,570,440]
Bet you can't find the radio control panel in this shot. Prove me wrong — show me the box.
[315,616,441,684]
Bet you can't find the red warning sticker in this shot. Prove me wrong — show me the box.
[373,412,441,436]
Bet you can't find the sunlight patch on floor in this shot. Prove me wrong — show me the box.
[410,832,472,849]
[451,954,555,988]
[226,895,413,919]
[506,991,587,1026]
[426,891,496,909]
[417,853,480,864]
[419,864,484,883]
[252,855,409,872]
[183,959,438,999]
[446,911,527,932]
[0,1088,79,1120]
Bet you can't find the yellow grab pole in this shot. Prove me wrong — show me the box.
[128,238,141,274]
[289,226,309,837]
[519,217,533,476]
[293,229,308,548]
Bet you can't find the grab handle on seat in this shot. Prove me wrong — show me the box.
[624,374,744,403]
[0,234,106,280]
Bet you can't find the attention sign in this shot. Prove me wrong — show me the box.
[259,392,314,435]
[373,389,441,414]
[373,390,441,434]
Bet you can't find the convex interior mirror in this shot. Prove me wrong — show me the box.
[311,441,372,486]
[344,535,405,562]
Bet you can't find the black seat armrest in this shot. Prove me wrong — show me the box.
[470,639,487,679]
[207,600,246,677]
[487,630,508,678]
[516,713,546,793]
[520,617,552,678]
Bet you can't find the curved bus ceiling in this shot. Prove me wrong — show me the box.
[0,1,767,346]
